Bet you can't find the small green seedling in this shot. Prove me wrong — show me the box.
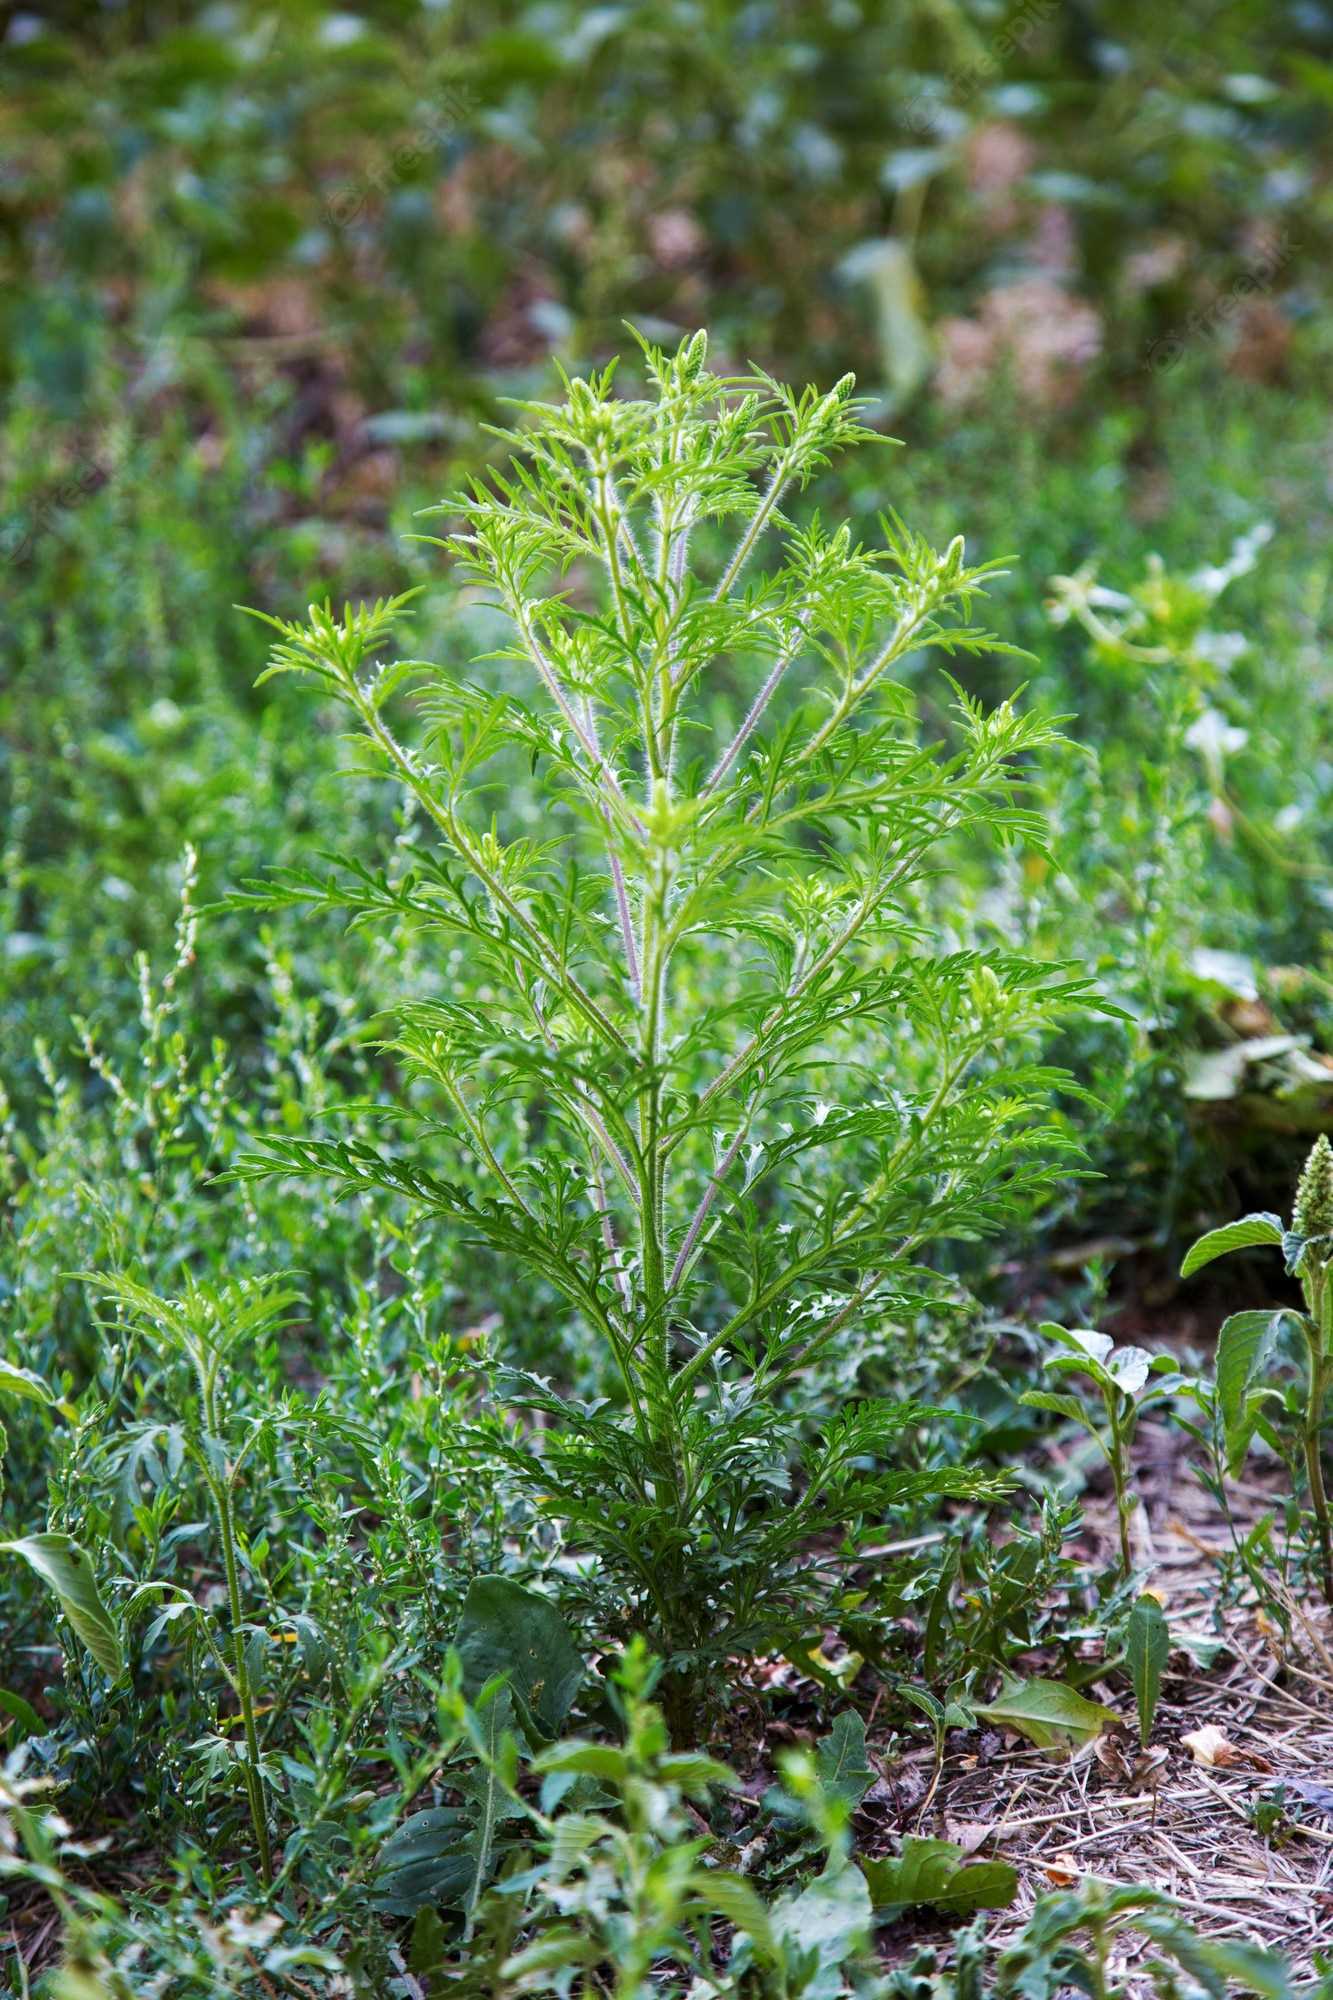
[1021,1323,1181,1580]
[1181,1133,1333,1604]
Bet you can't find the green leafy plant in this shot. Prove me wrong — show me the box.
[375,1575,585,1929]
[970,1675,1118,1752]
[233,329,1091,1706]
[0,1360,122,1681]
[78,1272,303,1883]
[993,1880,1317,2000]
[863,1839,1016,1923]
[391,1637,880,1999]
[897,1682,973,1819]
[1181,1134,1333,1603]
[1021,1322,1181,1580]
[1122,1592,1169,1747]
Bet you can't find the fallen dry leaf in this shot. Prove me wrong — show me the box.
[946,1820,994,1857]
[1094,1737,1131,1784]
[1181,1724,1234,1767]
[1180,1723,1273,1772]
[1043,1852,1080,1886]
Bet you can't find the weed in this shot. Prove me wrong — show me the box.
[234,331,1092,1709]
[1181,1134,1333,1602]
[1021,1322,1183,1580]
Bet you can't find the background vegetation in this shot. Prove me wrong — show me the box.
[2,3,1333,1994]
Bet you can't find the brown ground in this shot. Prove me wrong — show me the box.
[874,1424,1333,1984]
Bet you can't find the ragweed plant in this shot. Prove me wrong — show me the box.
[234,331,1090,1701]
[1182,1133,1333,1604]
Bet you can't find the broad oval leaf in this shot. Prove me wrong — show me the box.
[1,1533,123,1679]
[1039,1322,1113,1365]
[974,1676,1118,1749]
[372,1808,473,1915]
[770,1859,873,1971]
[455,1574,583,1744]
[1106,1345,1153,1398]
[1180,1214,1283,1279]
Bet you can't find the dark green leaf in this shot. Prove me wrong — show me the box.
[1216,1309,1289,1473]
[455,1575,583,1744]
[816,1709,873,1808]
[1125,1594,1169,1747]
[864,1837,1017,1917]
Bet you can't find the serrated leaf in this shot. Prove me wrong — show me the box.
[1,1534,123,1679]
[974,1676,1118,1748]
[1180,1214,1283,1279]
[816,1709,873,1808]
[1216,1309,1290,1473]
[1125,1594,1169,1747]
[455,1575,583,1744]
[863,1837,1017,1918]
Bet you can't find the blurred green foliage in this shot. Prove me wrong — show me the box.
[2,3,1333,1989]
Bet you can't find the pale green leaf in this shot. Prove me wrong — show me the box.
[1180,1214,1283,1279]
[974,1676,1118,1749]
[1,1534,123,1679]
[0,1360,55,1405]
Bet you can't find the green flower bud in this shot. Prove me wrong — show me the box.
[1294,1133,1333,1243]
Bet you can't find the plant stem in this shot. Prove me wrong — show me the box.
[1107,1410,1133,1583]
[204,1377,272,1884]
[1303,1348,1333,1604]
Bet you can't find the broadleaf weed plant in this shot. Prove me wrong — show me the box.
[1020,1322,1183,1583]
[1182,1134,1333,1604]
[235,331,1093,1711]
